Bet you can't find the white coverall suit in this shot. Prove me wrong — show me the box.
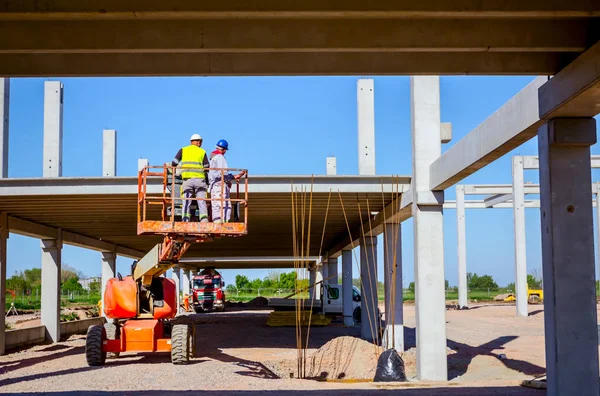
[208,151,234,223]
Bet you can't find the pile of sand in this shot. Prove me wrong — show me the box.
[266,336,380,380]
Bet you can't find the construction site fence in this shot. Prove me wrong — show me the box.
[5,290,101,310]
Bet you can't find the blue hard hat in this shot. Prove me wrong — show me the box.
[216,139,229,150]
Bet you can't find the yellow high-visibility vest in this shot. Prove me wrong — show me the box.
[180,145,207,179]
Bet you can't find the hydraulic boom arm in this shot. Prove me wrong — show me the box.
[132,237,191,286]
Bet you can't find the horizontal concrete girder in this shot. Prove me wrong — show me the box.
[0,19,591,53]
[6,215,143,258]
[1,0,599,18]
[0,52,577,77]
[0,175,410,195]
[429,39,600,191]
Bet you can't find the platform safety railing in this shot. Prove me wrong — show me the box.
[137,164,248,234]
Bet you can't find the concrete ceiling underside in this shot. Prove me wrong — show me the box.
[0,176,408,264]
[0,1,598,76]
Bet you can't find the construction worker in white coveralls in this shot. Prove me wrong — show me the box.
[208,139,243,223]
[171,134,210,222]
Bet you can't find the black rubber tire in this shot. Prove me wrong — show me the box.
[194,307,203,314]
[104,322,120,358]
[171,324,190,365]
[85,325,106,366]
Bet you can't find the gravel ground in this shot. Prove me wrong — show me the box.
[0,304,569,395]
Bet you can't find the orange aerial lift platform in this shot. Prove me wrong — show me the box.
[84,164,248,366]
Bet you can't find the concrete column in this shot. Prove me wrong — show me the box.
[326,257,338,284]
[410,76,447,381]
[102,129,117,177]
[308,266,317,299]
[0,79,9,178]
[0,213,8,355]
[456,184,468,309]
[538,118,599,396]
[172,266,181,312]
[512,156,528,317]
[341,249,354,327]
[43,81,64,178]
[596,183,600,283]
[41,231,62,343]
[182,269,191,297]
[315,264,324,300]
[100,252,116,318]
[383,223,404,351]
[357,79,375,175]
[326,156,336,175]
[138,158,148,172]
[360,236,378,342]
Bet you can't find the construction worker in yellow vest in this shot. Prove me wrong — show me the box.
[171,134,210,222]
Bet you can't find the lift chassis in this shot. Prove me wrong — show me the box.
[85,164,248,366]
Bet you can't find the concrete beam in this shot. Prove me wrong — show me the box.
[429,76,548,190]
[6,215,143,259]
[538,118,599,395]
[360,236,378,342]
[102,129,117,177]
[538,40,600,119]
[440,122,452,144]
[0,213,7,355]
[484,193,513,208]
[326,156,336,175]
[1,1,599,18]
[137,158,148,172]
[0,52,572,77]
[0,174,410,195]
[456,185,468,309]
[0,19,591,54]
[512,156,528,317]
[43,81,63,178]
[522,154,600,170]
[341,250,353,327]
[0,79,8,178]
[41,232,61,343]
[357,79,375,176]
[100,252,116,318]
[411,76,447,381]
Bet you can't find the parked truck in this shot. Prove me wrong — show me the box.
[268,283,363,318]
[191,268,226,313]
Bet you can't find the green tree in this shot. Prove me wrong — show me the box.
[235,275,250,290]
[89,281,101,295]
[225,284,237,293]
[467,273,498,290]
[409,281,415,293]
[62,276,84,293]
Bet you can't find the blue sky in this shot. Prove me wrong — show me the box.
[4,76,600,288]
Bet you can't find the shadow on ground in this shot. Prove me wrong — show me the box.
[1,389,543,395]
[403,327,545,380]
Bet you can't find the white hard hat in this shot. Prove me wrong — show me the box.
[190,133,202,141]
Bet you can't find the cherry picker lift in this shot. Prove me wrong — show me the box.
[84,164,248,366]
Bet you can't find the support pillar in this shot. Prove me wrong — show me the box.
[357,79,375,175]
[41,231,62,343]
[0,79,9,178]
[172,266,181,312]
[315,263,324,300]
[308,266,317,299]
[360,236,378,342]
[100,252,116,318]
[326,257,337,284]
[326,156,336,175]
[512,156,528,317]
[456,184,468,309]
[0,213,8,355]
[342,249,353,327]
[43,81,63,178]
[182,269,191,297]
[410,76,447,381]
[383,223,404,351]
[596,182,600,283]
[538,118,599,396]
[138,158,149,172]
[102,129,117,177]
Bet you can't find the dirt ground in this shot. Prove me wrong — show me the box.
[0,302,584,395]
